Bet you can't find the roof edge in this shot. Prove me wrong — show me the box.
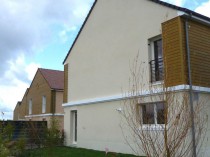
[39,68,63,72]
[63,0,98,64]
[63,0,210,64]
[150,0,210,22]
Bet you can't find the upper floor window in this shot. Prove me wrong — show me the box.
[42,96,46,113]
[149,37,164,83]
[29,99,32,115]
[141,102,165,125]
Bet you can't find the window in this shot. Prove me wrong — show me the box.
[149,37,164,82]
[42,96,46,113]
[142,102,164,125]
[29,99,32,115]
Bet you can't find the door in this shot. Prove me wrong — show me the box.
[71,110,77,144]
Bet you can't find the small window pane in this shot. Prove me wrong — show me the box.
[42,96,46,113]
[29,99,32,115]
[142,104,155,124]
[157,103,165,124]
[154,39,163,59]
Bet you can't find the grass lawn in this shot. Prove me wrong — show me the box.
[20,146,142,157]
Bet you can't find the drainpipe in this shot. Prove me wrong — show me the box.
[185,19,196,157]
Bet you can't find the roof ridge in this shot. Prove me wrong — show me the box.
[39,68,63,72]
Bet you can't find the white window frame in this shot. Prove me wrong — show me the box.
[149,36,162,60]
[29,99,32,115]
[148,35,164,84]
[42,96,46,113]
[141,102,165,130]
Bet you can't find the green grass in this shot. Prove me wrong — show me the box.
[20,146,141,157]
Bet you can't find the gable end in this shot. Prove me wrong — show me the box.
[63,0,97,64]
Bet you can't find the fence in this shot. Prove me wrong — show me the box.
[0,120,47,147]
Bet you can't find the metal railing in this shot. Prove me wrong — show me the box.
[149,58,164,83]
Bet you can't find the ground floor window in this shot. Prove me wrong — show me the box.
[141,102,165,125]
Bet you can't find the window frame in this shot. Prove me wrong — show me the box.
[71,110,77,144]
[29,99,32,115]
[140,102,165,130]
[148,35,164,83]
[42,96,46,113]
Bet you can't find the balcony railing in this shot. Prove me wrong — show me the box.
[149,58,164,83]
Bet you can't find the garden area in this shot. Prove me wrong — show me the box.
[0,119,142,157]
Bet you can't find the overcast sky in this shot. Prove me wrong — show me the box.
[0,0,210,120]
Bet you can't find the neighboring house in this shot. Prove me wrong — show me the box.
[62,0,210,155]
[13,101,21,120]
[13,68,64,129]
[13,89,29,120]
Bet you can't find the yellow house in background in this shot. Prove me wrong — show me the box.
[13,68,64,129]
[63,0,210,156]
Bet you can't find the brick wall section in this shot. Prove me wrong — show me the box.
[13,102,21,120]
[55,91,64,113]
[18,89,28,119]
[26,70,52,115]
[13,89,28,120]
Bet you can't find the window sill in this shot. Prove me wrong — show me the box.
[151,81,164,86]
[141,124,165,131]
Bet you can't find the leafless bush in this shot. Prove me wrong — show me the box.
[120,54,208,157]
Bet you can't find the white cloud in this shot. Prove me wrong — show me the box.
[59,26,77,43]
[73,3,91,19]
[0,0,94,75]
[0,0,94,119]
[162,0,186,6]
[0,54,40,120]
[25,63,40,81]
[195,0,210,18]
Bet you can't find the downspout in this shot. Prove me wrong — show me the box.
[185,19,197,157]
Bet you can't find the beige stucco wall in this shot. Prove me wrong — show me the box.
[63,0,181,155]
[64,0,179,102]
[64,91,210,156]
[62,0,210,156]
[64,100,136,154]
[200,93,210,156]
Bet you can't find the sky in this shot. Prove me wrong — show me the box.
[0,0,210,120]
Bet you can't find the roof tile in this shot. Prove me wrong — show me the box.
[39,68,64,90]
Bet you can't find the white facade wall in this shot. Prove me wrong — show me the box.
[64,0,179,101]
[62,0,210,156]
[64,100,133,154]
[63,0,179,155]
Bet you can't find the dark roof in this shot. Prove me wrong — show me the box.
[150,0,210,22]
[39,68,64,90]
[63,0,210,64]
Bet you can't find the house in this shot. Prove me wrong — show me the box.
[62,0,210,156]
[13,68,64,129]
[13,89,29,121]
[13,101,22,120]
